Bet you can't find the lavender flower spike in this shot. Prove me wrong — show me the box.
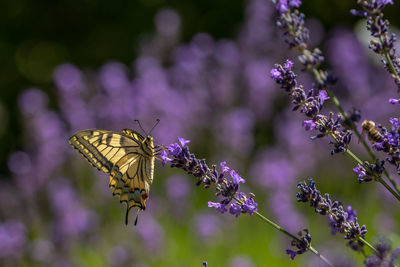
[163,137,257,218]
[270,61,352,155]
[352,0,400,90]
[296,178,367,252]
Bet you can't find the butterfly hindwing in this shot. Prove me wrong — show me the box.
[69,129,155,223]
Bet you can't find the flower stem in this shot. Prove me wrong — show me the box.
[379,35,400,92]
[344,149,400,202]
[359,237,378,254]
[233,196,334,266]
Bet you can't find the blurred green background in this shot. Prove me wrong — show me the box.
[1,0,400,266]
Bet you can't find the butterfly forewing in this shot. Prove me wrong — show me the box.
[69,129,155,224]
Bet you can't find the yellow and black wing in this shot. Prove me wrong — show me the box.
[69,129,155,224]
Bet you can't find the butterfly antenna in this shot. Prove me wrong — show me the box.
[134,119,147,135]
[149,119,160,135]
[134,210,140,226]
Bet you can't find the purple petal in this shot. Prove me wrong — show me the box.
[284,59,294,70]
[318,90,330,105]
[302,120,316,131]
[270,68,282,80]
[178,137,190,147]
[160,150,172,166]
[229,203,242,217]
[208,201,227,214]
[230,169,245,184]
[220,161,230,174]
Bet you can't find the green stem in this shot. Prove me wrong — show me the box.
[359,237,378,254]
[379,35,400,92]
[233,197,334,267]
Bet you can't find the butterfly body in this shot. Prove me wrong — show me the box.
[69,129,155,224]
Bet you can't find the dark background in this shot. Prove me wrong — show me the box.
[2,0,399,177]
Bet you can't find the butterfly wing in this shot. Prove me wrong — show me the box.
[69,129,154,223]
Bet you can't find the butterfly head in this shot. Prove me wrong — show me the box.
[144,135,154,148]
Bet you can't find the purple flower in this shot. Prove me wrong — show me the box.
[389,117,399,129]
[389,98,400,105]
[286,249,297,260]
[353,164,367,183]
[229,203,242,217]
[346,206,357,222]
[242,198,258,215]
[220,161,230,174]
[289,0,301,7]
[160,150,172,166]
[275,1,290,14]
[178,137,190,147]
[378,0,394,6]
[286,229,311,260]
[302,120,316,131]
[297,179,367,251]
[163,137,258,218]
[208,201,227,214]
[318,90,330,105]
[284,59,294,70]
[270,68,282,80]
[168,143,182,156]
[230,169,245,184]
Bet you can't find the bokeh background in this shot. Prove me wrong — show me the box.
[1,0,400,266]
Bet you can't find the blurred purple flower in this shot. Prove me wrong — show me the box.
[7,151,32,176]
[155,9,181,36]
[165,175,190,201]
[217,108,255,155]
[136,214,164,253]
[99,62,130,94]
[0,220,27,258]
[53,63,84,93]
[18,88,48,115]
[195,212,220,240]
[48,179,97,241]
[229,255,254,267]
[326,29,372,99]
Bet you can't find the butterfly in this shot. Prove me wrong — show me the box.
[68,121,160,225]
